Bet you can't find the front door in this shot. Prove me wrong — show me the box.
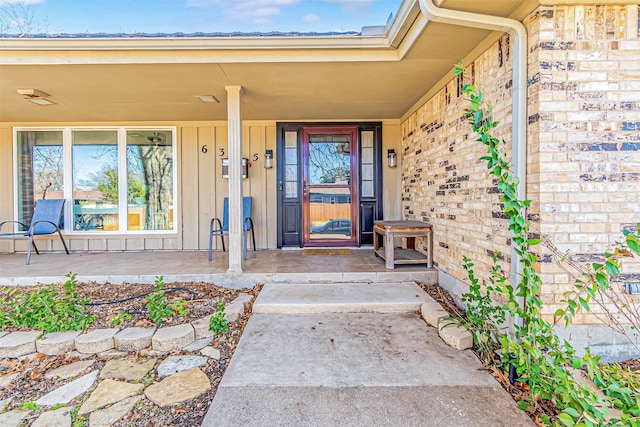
[276,122,383,248]
[302,126,358,246]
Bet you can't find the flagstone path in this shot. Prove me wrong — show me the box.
[0,293,251,427]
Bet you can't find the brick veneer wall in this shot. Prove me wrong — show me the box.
[401,4,640,325]
[401,36,515,292]
[530,4,640,322]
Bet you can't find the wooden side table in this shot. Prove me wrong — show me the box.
[373,220,433,269]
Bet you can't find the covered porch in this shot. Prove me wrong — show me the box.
[0,249,437,288]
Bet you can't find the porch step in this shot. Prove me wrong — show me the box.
[253,282,435,314]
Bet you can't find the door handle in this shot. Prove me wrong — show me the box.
[303,180,308,195]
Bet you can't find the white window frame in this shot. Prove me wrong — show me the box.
[13,126,178,235]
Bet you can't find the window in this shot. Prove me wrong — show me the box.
[126,131,174,231]
[73,130,119,231]
[16,130,64,229]
[15,127,176,233]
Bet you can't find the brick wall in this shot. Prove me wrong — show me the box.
[401,4,640,324]
[401,36,515,291]
[530,4,640,322]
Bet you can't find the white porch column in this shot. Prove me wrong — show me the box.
[225,86,243,274]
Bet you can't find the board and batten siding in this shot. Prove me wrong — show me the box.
[0,120,279,253]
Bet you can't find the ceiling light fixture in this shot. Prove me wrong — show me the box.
[17,88,55,106]
[196,95,219,103]
[29,98,56,106]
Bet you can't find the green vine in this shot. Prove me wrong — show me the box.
[454,63,638,426]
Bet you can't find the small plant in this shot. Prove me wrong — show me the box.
[455,254,508,362]
[145,276,172,325]
[18,401,40,411]
[0,273,95,333]
[170,297,190,317]
[209,299,229,335]
[110,312,133,326]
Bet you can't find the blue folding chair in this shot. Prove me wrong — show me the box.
[208,197,256,261]
[0,199,70,265]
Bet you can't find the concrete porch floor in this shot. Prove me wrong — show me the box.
[0,248,437,288]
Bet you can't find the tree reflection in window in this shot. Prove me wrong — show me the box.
[308,135,351,185]
[126,132,173,231]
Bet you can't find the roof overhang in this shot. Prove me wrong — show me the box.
[0,0,538,123]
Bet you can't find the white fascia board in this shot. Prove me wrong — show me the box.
[0,0,423,65]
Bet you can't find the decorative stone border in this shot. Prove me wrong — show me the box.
[0,293,252,359]
[420,301,473,350]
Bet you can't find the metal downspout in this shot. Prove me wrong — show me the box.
[417,0,528,328]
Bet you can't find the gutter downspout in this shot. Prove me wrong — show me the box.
[417,0,528,330]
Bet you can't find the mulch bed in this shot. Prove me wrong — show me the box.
[416,281,581,426]
[0,280,262,426]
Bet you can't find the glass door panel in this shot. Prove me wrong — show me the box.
[302,127,358,246]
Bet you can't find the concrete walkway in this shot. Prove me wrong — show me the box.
[202,282,533,427]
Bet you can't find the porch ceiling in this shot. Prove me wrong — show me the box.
[0,0,535,123]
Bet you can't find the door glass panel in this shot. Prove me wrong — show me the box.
[284,131,298,198]
[361,130,374,198]
[308,134,352,240]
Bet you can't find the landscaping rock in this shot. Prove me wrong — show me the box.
[100,358,157,382]
[152,324,194,352]
[69,351,93,360]
[182,337,213,352]
[438,323,473,350]
[36,370,99,406]
[36,331,80,356]
[144,367,210,407]
[17,352,38,361]
[200,346,221,360]
[421,302,449,328]
[230,293,252,310]
[75,329,118,354]
[0,331,41,358]
[157,355,208,377]
[78,378,143,415]
[89,395,139,427]
[225,303,244,322]
[31,406,72,427]
[114,327,156,351]
[0,396,13,410]
[0,372,20,389]
[45,360,95,380]
[191,315,214,340]
[0,410,29,427]
[96,349,129,360]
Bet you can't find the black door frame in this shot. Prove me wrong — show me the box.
[276,122,383,248]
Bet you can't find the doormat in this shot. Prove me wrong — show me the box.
[302,249,352,256]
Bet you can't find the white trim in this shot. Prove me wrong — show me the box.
[0,0,426,65]
[117,128,128,233]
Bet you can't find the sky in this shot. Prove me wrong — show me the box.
[2,0,404,34]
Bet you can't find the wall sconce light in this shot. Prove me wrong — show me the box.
[264,149,273,169]
[387,149,397,168]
